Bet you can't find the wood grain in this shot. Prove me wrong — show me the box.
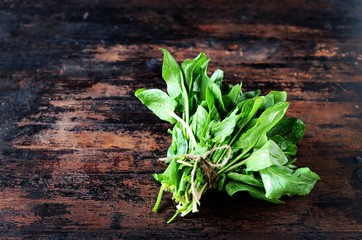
[0,0,361,239]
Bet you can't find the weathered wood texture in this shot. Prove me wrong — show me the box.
[0,0,361,239]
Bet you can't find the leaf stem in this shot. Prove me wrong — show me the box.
[177,159,193,167]
[217,149,249,175]
[168,111,197,149]
[178,67,190,132]
[167,210,180,224]
[221,157,248,173]
[152,186,164,212]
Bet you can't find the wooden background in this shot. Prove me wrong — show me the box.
[0,0,361,239]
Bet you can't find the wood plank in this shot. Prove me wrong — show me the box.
[0,0,361,238]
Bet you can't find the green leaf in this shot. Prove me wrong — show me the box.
[160,48,184,101]
[200,74,226,113]
[205,86,215,111]
[245,140,289,171]
[267,117,306,144]
[167,124,188,158]
[135,88,177,124]
[210,69,223,85]
[258,90,287,113]
[216,174,227,191]
[215,98,263,172]
[153,158,181,192]
[227,172,263,187]
[260,165,320,199]
[225,181,283,204]
[211,108,239,143]
[262,93,275,109]
[222,83,242,111]
[181,52,208,92]
[262,91,287,110]
[208,104,220,122]
[234,102,289,151]
[268,91,287,104]
[236,97,263,128]
[175,167,192,200]
[242,89,261,99]
[271,135,297,156]
[191,105,209,142]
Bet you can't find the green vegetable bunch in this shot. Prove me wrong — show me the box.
[135,49,320,223]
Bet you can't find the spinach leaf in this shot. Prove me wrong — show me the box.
[225,181,283,204]
[271,135,297,156]
[181,52,208,93]
[260,165,320,199]
[135,88,177,124]
[234,102,289,151]
[262,91,287,110]
[242,89,261,99]
[267,117,306,144]
[211,108,239,143]
[210,69,223,85]
[268,90,287,104]
[227,172,263,187]
[200,74,226,113]
[167,124,189,158]
[244,140,288,171]
[223,83,242,111]
[191,105,209,142]
[160,49,184,102]
[153,158,180,192]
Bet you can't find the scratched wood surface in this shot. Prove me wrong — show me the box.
[0,0,361,239]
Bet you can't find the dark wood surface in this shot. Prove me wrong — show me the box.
[0,0,361,239]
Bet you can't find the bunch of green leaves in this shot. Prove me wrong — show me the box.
[135,49,320,223]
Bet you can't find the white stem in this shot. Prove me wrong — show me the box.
[176,159,193,167]
[180,73,190,127]
[168,111,197,149]
[190,157,201,210]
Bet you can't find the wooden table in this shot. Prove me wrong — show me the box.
[1,0,361,239]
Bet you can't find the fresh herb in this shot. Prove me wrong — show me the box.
[135,49,320,223]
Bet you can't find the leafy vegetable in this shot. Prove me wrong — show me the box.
[135,88,177,124]
[135,49,320,223]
